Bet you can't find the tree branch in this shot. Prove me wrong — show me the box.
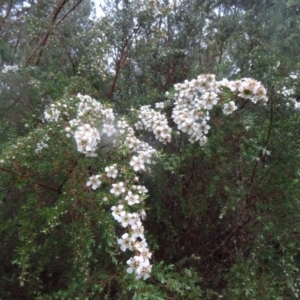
[26,0,84,66]
[57,160,78,194]
[0,167,62,194]
[107,25,141,100]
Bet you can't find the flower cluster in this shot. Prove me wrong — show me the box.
[171,74,218,145]
[125,127,158,172]
[43,100,72,125]
[280,86,300,109]
[130,147,156,172]
[107,166,152,279]
[66,94,118,156]
[39,75,268,281]
[35,134,50,154]
[73,124,100,156]
[2,65,19,73]
[117,118,129,134]
[136,105,172,144]
[232,77,268,104]
[278,72,300,109]
[44,105,61,122]
[133,75,267,147]
[46,94,156,280]
[110,181,152,280]
[170,74,268,145]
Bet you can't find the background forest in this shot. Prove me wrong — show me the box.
[1,0,300,299]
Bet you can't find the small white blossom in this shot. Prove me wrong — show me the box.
[110,182,126,196]
[136,259,152,280]
[131,221,144,239]
[223,101,238,115]
[105,164,118,178]
[86,175,102,190]
[118,233,135,251]
[126,256,143,274]
[111,204,124,221]
[125,191,140,205]
[130,156,145,172]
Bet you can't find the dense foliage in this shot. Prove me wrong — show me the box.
[1,0,300,299]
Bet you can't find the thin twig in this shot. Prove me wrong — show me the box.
[0,167,61,194]
[57,160,78,194]
[250,92,274,185]
[26,0,83,66]
[107,25,141,100]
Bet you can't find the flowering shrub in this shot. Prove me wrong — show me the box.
[0,74,270,284]
[2,0,300,297]
[2,67,300,299]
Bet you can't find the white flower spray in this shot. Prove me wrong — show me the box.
[40,75,268,280]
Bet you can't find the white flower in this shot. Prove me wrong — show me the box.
[69,119,80,128]
[133,239,148,251]
[110,182,126,196]
[126,256,143,274]
[202,92,218,110]
[134,121,144,130]
[35,141,48,153]
[111,204,124,221]
[131,221,144,239]
[136,259,152,280]
[119,211,131,227]
[130,156,145,172]
[118,233,135,251]
[105,164,118,178]
[125,191,140,205]
[199,121,211,134]
[199,135,208,146]
[125,137,142,150]
[86,175,102,190]
[128,212,140,225]
[117,119,129,129]
[281,88,294,97]
[223,101,237,115]
[137,246,152,260]
[136,185,148,194]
